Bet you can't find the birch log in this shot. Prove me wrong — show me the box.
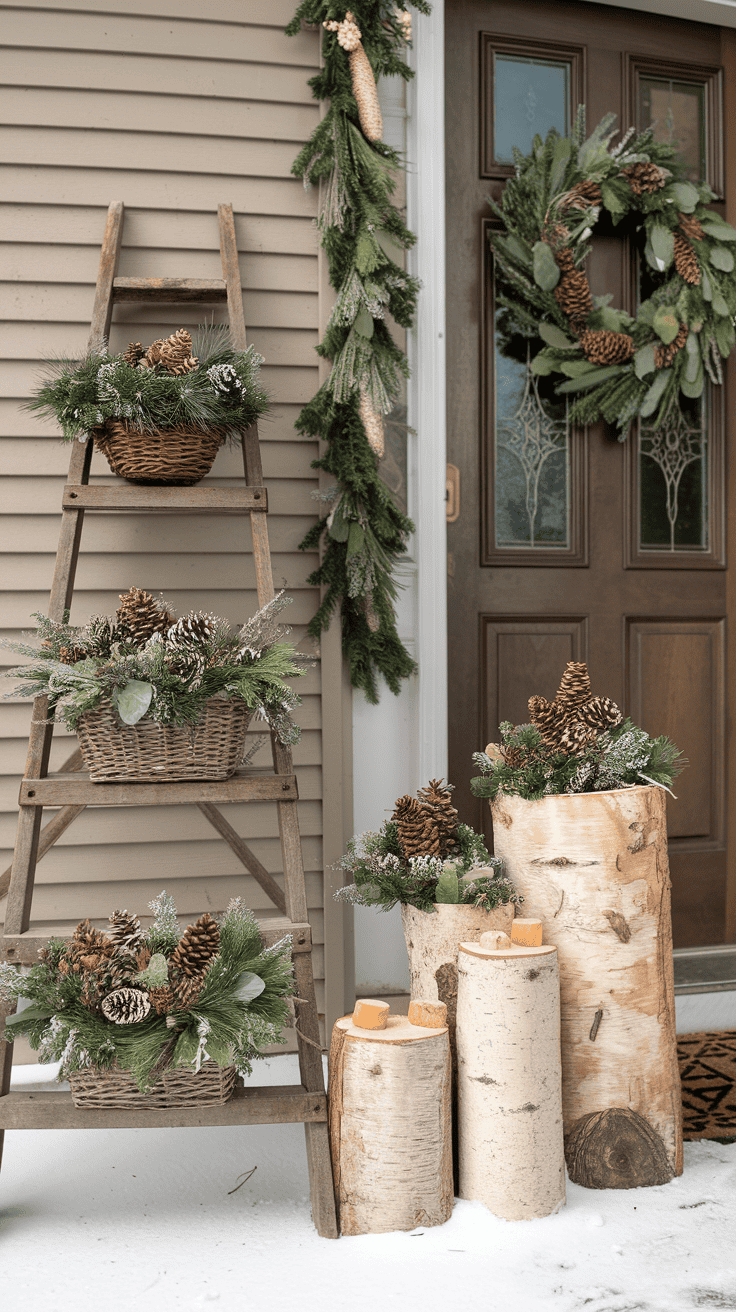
[491,785,683,1188]
[328,1014,452,1235]
[456,942,565,1220]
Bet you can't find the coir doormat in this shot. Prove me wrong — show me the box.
[678,1030,736,1140]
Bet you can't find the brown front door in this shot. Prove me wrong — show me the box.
[446,0,734,947]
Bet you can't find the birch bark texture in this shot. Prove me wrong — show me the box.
[491,785,683,1189]
[328,1014,453,1236]
[456,942,565,1220]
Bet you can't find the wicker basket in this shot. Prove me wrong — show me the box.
[93,420,228,485]
[69,1061,237,1109]
[77,698,253,783]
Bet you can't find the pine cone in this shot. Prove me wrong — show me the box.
[678,212,704,243]
[142,328,199,376]
[358,386,385,458]
[558,720,599,756]
[101,987,152,1024]
[578,695,623,732]
[68,919,115,963]
[166,612,217,650]
[116,586,174,646]
[555,662,592,708]
[415,779,459,858]
[559,181,602,212]
[170,913,220,978]
[673,232,700,286]
[528,694,568,749]
[393,795,441,860]
[57,644,88,665]
[148,985,175,1015]
[554,270,593,328]
[545,223,571,250]
[83,616,117,659]
[654,322,689,369]
[579,329,635,365]
[122,341,144,367]
[553,247,576,276]
[107,909,143,952]
[621,162,670,195]
[172,972,207,1010]
[348,43,383,142]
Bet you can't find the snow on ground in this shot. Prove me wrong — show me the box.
[2,1051,736,1312]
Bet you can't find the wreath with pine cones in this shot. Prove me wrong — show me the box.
[0,894,294,1092]
[490,110,736,437]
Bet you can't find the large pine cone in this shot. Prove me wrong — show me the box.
[148,985,175,1015]
[554,270,593,328]
[555,661,592,708]
[673,232,700,286]
[678,212,704,243]
[107,909,143,952]
[553,247,576,276]
[116,586,174,646]
[172,972,207,1010]
[579,329,635,365]
[620,162,669,195]
[166,612,217,650]
[122,341,144,367]
[170,913,220,978]
[559,181,602,212]
[654,323,689,369]
[393,794,441,860]
[577,695,623,733]
[415,779,459,858]
[68,919,115,964]
[528,694,568,749]
[101,987,152,1025]
[142,328,199,376]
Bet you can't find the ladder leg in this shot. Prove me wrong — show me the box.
[0,1002,15,1172]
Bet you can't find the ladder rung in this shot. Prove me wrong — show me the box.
[0,1086,327,1130]
[19,771,298,807]
[113,277,227,302]
[1,918,311,964]
[63,485,267,513]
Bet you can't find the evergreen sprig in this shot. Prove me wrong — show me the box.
[335,816,519,913]
[471,717,686,803]
[287,0,430,702]
[26,326,269,442]
[0,896,293,1092]
[490,110,736,438]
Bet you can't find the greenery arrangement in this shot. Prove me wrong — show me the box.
[336,777,520,912]
[25,325,270,442]
[489,110,736,438]
[287,0,430,702]
[0,894,294,1091]
[471,662,685,803]
[3,587,307,747]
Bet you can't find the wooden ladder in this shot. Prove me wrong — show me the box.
[0,202,338,1239]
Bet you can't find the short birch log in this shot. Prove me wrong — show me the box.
[328,1013,453,1236]
[456,942,565,1220]
[491,785,683,1188]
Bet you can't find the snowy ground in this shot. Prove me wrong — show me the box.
[2,990,735,1312]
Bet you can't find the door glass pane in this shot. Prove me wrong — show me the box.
[638,76,705,181]
[494,306,570,550]
[639,400,708,552]
[493,55,570,163]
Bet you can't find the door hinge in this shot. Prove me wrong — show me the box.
[446,463,460,523]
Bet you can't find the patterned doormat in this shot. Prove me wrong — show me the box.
[678,1030,736,1140]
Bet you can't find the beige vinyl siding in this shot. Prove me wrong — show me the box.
[0,0,351,1040]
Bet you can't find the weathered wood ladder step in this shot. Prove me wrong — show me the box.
[0,201,338,1239]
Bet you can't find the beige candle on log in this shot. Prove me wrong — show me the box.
[328,1014,452,1236]
[456,942,565,1220]
[491,784,683,1189]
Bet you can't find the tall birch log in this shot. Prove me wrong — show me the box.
[456,942,565,1220]
[328,1013,452,1235]
[491,785,682,1188]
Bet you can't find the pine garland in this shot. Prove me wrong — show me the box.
[489,110,736,438]
[287,0,430,702]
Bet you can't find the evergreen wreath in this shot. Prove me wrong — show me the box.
[0,894,294,1091]
[286,1,430,702]
[490,110,736,438]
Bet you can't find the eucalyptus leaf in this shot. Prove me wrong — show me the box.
[702,270,712,301]
[114,680,153,726]
[205,1037,232,1067]
[435,871,459,904]
[650,223,674,269]
[354,306,374,339]
[530,351,554,375]
[556,365,624,393]
[548,135,573,194]
[644,239,665,273]
[670,182,699,213]
[173,1029,199,1067]
[652,306,679,345]
[634,344,657,380]
[501,234,533,268]
[4,1004,54,1029]
[685,343,701,383]
[640,369,671,418]
[532,241,560,292]
[327,501,350,542]
[600,180,626,223]
[715,316,735,357]
[681,364,704,398]
[346,520,365,559]
[559,358,602,378]
[712,290,729,318]
[538,322,574,349]
[233,971,266,1004]
[701,220,736,241]
[709,246,734,273]
[686,331,700,357]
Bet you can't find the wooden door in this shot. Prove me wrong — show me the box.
[446,0,735,947]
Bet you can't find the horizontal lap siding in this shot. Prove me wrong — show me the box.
[0,0,328,1029]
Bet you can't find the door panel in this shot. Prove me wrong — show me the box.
[446,0,730,947]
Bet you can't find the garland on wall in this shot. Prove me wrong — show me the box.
[490,110,736,438]
[287,1,429,703]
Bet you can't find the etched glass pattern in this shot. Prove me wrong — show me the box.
[494,326,570,550]
[493,55,570,164]
[639,402,708,552]
[638,77,705,182]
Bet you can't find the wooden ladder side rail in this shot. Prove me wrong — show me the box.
[0,749,84,904]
